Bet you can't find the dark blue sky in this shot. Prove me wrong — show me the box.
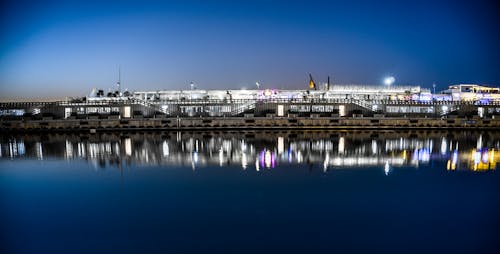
[1,0,499,97]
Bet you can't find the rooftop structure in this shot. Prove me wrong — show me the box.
[130,84,427,102]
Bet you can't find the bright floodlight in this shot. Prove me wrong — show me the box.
[384,76,395,86]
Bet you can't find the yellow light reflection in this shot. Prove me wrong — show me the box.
[467,148,498,171]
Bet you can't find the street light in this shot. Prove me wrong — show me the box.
[442,105,449,113]
[384,76,395,86]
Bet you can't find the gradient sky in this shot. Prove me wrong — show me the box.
[1,0,499,98]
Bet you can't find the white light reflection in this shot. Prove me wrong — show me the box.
[441,138,447,155]
[36,142,43,160]
[264,150,272,168]
[18,140,25,156]
[192,151,198,170]
[105,143,111,154]
[8,141,13,158]
[371,140,377,154]
[8,139,26,158]
[338,137,345,154]
[481,150,489,164]
[241,140,247,152]
[297,150,303,163]
[278,137,284,154]
[323,153,330,172]
[384,160,390,175]
[219,147,224,167]
[65,140,73,159]
[241,152,247,170]
[452,150,458,165]
[255,158,260,172]
[114,143,120,156]
[162,141,169,157]
[477,134,483,149]
[474,150,481,165]
[125,138,132,156]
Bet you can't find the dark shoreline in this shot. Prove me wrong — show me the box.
[1,116,499,133]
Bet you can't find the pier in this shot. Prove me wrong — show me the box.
[2,84,500,132]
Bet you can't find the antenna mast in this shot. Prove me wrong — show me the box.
[117,65,121,95]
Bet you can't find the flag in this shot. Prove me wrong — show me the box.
[309,74,316,90]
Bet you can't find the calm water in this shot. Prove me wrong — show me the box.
[1,130,499,254]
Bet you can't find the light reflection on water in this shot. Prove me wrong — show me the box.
[1,130,499,254]
[1,130,499,172]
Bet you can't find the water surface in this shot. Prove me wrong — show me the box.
[1,130,499,254]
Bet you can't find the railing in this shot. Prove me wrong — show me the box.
[2,98,500,109]
[2,98,500,118]
[351,99,373,111]
[231,102,256,116]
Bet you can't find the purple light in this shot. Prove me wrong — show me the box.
[259,149,266,167]
[482,149,489,164]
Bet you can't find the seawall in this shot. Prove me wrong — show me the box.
[1,116,499,133]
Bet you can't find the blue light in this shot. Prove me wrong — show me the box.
[478,98,490,104]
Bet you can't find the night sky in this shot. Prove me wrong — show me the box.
[1,0,499,98]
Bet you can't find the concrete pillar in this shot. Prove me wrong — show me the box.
[339,105,346,117]
[123,106,131,118]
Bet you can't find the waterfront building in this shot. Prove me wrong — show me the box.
[440,84,500,102]
[1,83,499,120]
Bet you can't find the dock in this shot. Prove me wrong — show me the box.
[1,115,499,132]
